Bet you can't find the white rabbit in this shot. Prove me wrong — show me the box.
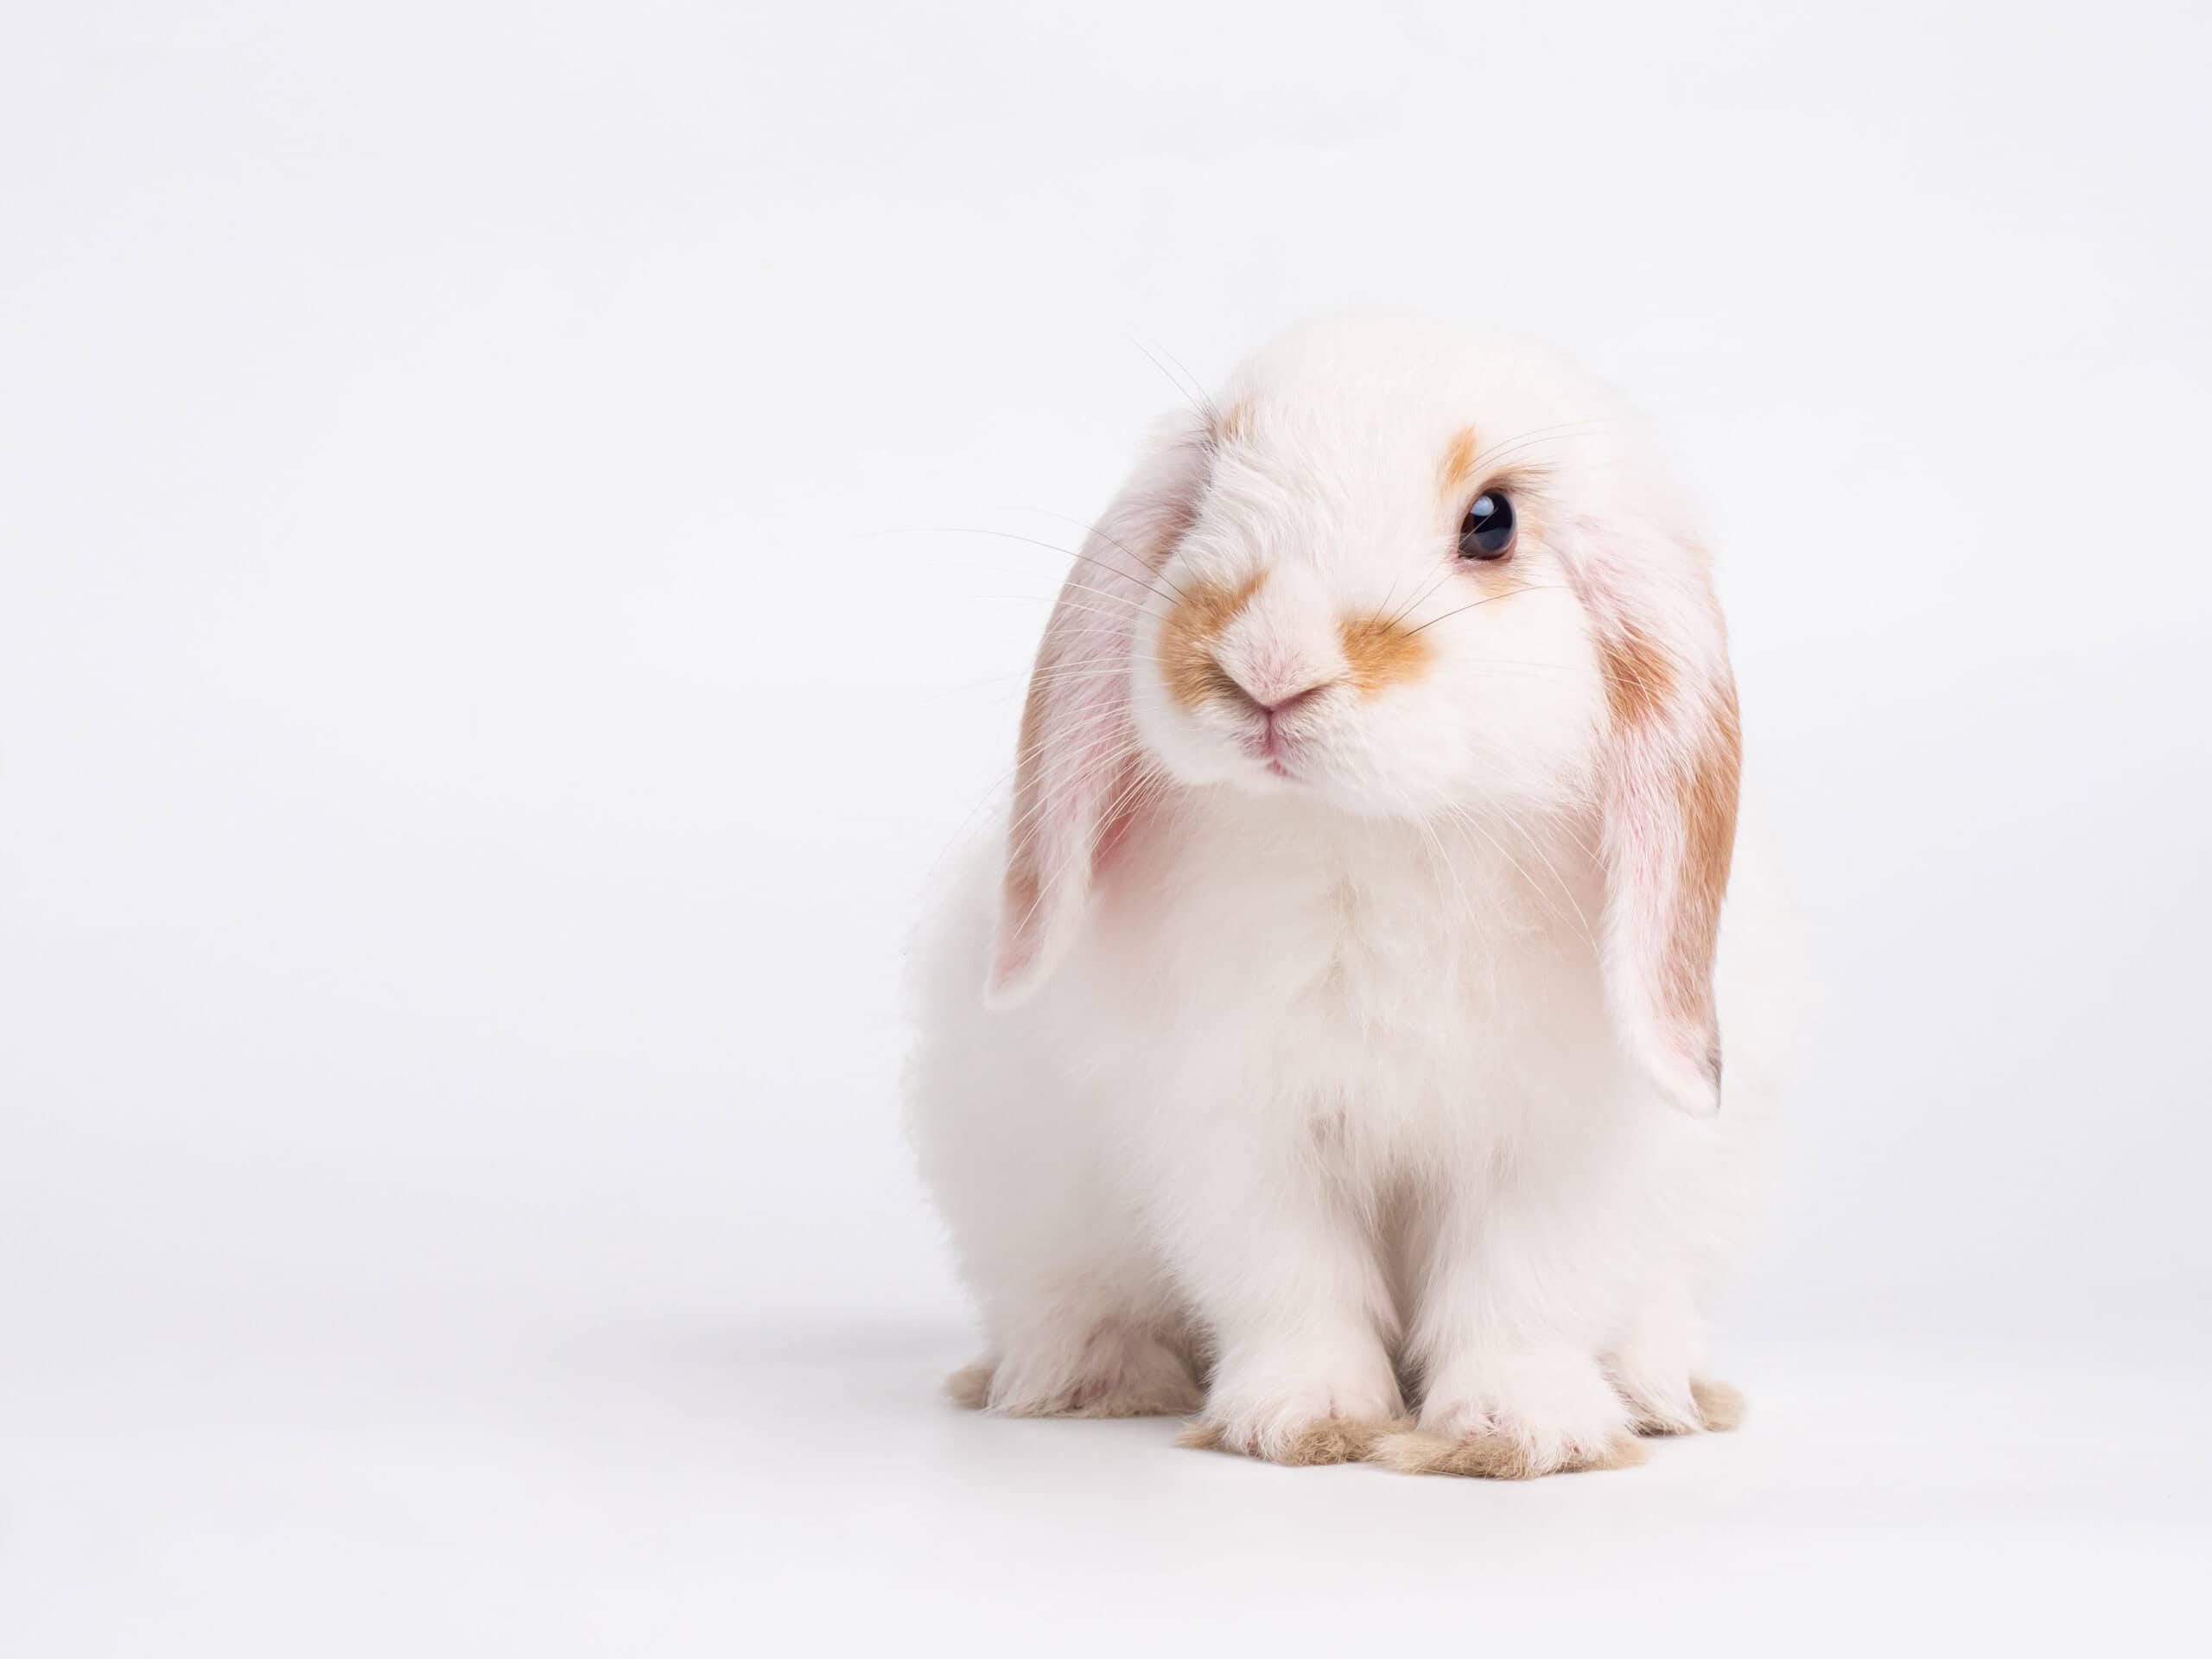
[910,315,1752,1477]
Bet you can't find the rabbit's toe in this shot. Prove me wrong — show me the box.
[1689,1376,1746,1432]
[1179,1411,1408,1465]
[944,1360,995,1410]
[1389,1343,1643,1478]
[1185,1346,1406,1465]
[1370,1424,1649,1478]
[971,1319,1202,1418]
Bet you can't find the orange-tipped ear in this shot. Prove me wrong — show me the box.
[1592,605,1742,1117]
[985,423,1211,1007]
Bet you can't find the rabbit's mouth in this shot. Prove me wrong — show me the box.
[1235,709,1317,783]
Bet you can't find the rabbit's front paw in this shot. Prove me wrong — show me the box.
[1376,1344,1644,1478]
[1605,1337,1748,1436]
[1183,1340,1404,1465]
[1612,1369,1750,1437]
[962,1317,1204,1418]
[1688,1376,1746,1432]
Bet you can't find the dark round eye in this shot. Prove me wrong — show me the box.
[1458,489,1516,561]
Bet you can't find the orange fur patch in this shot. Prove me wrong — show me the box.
[1159,570,1267,709]
[1217,401,1253,444]
[1180,1415,1408,1465]
[1690,1376,1747,1433]
[1338,613,1431,693]
[1370,1428,1650,1479]
[944,1362,994,1410]
[1599,622,1678,728]
[1439,424,1481,499]
[1668,684,1742,1027]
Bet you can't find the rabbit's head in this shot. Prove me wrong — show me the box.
[989,316,1739,1116]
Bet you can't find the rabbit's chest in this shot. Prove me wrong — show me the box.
[1220,865,1548,1077]
[1092,807,1608,1124]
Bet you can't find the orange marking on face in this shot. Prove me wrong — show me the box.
[1159,570,1268,709]
[1218,401,1253,445]
[1439,425,1481,499]
[1338,612,1431,694]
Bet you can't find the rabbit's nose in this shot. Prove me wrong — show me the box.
[1216,657,1340,715]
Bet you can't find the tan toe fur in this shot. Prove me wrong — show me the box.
[1370,1428,1650,1479]
[944,1362,994,1410]
[1689,1377,1746,1432]
[1179,1415,1408,1465]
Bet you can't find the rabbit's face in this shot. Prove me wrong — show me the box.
[1128,323,1625,821]
[998,315,1737,1113]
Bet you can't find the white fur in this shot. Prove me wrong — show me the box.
[910,316,1755,1473]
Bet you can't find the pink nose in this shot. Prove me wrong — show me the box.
[1218,664,1338,716]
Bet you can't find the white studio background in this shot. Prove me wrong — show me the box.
[4,3,2209,1654]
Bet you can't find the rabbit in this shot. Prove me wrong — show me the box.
[909,314,1752,1478]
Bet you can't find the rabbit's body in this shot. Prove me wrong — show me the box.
[912,317,1753,1475]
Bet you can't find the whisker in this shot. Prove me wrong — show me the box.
[1414,811,1475,925]
[1124,333,1222,431]
[1007,757,1169,943]
[1439,804,1580,940]
[897,525,1191,608]
[1467,419,1607,477]
[1008,506,1194,607]
[1493,807,1595,945]
[1383,565,1459,632]
[1405,584,1569,637]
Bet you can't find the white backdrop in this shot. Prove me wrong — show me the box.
[5,3,2209,1653]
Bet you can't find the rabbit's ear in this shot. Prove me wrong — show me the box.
[1587,554,1742,1116]
[985,420,1211,1006]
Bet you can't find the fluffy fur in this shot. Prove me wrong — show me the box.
[911,316,1754,1478]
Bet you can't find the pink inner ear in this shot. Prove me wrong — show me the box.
[989,705,1147,1004]
[986,416,1213,1006]
[1570,548,1740,1116]
[1091,763,1148,877]
[1599,673,1739,1116]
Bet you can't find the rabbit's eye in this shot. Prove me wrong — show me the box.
[1458,490,1516,561]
